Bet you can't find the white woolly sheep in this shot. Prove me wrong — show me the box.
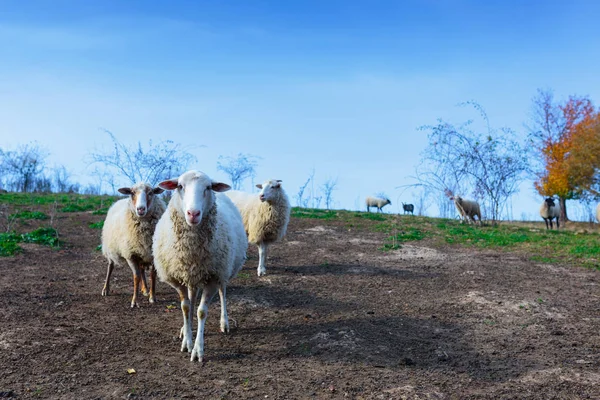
[453,196,482,225]
[152,170,247,362]
[540,197,560,229]
[366,196,391,213]
[225,179,291,276]
[101,183,166,307]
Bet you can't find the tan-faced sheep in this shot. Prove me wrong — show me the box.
[366,196,391,213]
[101,183,166,307]
[540,197,560,229]
[453,196,482,225]
[225,179,291,276]
[152,170,247,362]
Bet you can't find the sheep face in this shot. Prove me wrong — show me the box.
[256,179,283,203]
[158,171,231,227]
[544,197,556,208]
[118,183,164,217]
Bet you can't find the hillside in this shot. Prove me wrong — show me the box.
[0,194,598,399]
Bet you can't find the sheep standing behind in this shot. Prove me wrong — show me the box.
[596,203,600,224]
[453,196,482,225]
[226,179,291,276]
[540,197,561,229]
[152,170,247,362]
[366,196,391,213]
[402,203,414,215]
[101,183,166,307]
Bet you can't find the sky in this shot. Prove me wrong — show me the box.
[1,0,600,220]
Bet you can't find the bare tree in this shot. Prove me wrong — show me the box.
[413,102,529,222]
[52,165,79,193]
[216,153,260,190]
[412,187,432,216]
[320,177,338,210]
[1,142,49,192]
[296,174,312,208]
[88,130,197,187]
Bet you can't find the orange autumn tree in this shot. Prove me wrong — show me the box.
[566,112,600,198]
[529,89,595,221]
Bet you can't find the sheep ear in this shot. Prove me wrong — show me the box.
[118,187,133,195]
[153,187,165,195]
[158,179,179,191]
[211,182,231,192]
[256,184,263,189]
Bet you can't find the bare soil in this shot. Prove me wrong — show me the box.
[0,211,598,399]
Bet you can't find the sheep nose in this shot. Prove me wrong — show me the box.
[259,195,265,201]
[187,210,201,219]
[137,206,147,214]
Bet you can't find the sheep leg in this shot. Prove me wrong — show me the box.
[555,217,560,229]
[126,259,142,308]
[140,267,149,297]
[257,242,268,276]
[149,266,157,304]
[101,260,115,296]
[191,284,219,362]
[174,284,193,353]
[218,284,229,334]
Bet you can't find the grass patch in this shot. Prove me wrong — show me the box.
[291,207,338,220]
[0,227,60,256]
[0,192,118,214]
[89,221,104,229]
[21,227,60,247]
[9,210,49,220]
[353,212,386,221]
[381,227,426,250]
[0,233,23,256]
[92,207,110,215]
[61,203,96,212]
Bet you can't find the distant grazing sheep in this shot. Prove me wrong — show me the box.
[101,183,166,307]
[152,170,247,362]
[540,197,560,229]
[597,203,600,223]
[226,179,291,276]
[402,203,414,215]
[366,196,391,213]
[453,196,481,225]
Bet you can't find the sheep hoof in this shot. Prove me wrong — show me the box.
[131,301,139,308]
[220,320,229,334]
[141,289,149,297]
[180,337,193,353]
[148,296,155,304]
[257,268,266,276]
[190,346,204,362]
[101,287,109,296]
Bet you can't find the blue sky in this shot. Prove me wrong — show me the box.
[1,0,600,219]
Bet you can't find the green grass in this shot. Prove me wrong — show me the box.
[9,210,49,220]
[0,233,23,256]
[21,227,60,247]
[352,212,386,221]
[381,227,427,250]
[0,227,60,256]
[0,192,118,214]
[89,221,104,229]
[291,207,338,220]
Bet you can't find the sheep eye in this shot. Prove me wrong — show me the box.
[177,184,183,190]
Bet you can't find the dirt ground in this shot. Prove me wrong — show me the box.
[0,210,598,399]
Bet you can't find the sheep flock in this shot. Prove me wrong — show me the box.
[95,173,595,362]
